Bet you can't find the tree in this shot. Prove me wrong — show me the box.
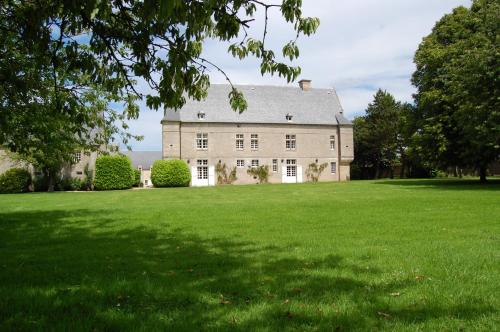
[1,0,318,189]
[412,0,500,182]
[352,90,403,179]
[0,0,319,141]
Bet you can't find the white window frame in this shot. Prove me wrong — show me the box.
[331,162,337,174]
[73,152,82,163]
[236,134,244,150]
[251,159,259,168]
[197,159,209,179]
[250,134,259,150]
[330,135,336,151]
[286,159,297,177]
[196,133,208,150]
[236,159,245,168]
[272,159,278,172]
[285,134,296,150]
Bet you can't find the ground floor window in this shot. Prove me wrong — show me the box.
[251,159,259,168]
[286,159,296,177]
[237,159,245,168]
[272,159,278,172]
[197,159,208,179]
[331,162,337,174]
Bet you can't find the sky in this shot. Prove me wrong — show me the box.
[126,0,471,151]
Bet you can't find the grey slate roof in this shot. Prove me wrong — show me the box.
[121,151,162,170]
[162,84,351,126]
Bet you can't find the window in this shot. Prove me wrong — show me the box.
[286,114,293,121]
[145,180,148,185]
[331,162,337,174]
[73,152,81,163]
[286,159,297,177]
[250,134,259,150]
[236,134,244,150]
[237,159,245,168]
[197,159,208,179]
[196,133,208,150]
[251,159,259,168]
[286,134,296,150]
[272,159,278,172]
[197,111,206,120]
[330,135,336,150]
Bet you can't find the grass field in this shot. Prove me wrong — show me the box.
[0,179,499,331]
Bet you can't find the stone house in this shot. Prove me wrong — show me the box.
[161,80,354,186]
[121,151,162,187]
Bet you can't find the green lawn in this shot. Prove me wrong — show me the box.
[0,179,499,331]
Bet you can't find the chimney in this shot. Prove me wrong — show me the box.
[298,79,312,91]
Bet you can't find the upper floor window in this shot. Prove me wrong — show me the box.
[251,159,259,168]
[286,113,293,122]
[285,134,296,150]
[330,135,336,150]
[196,133,208,150]
[272,159,278,172]
[251,134,259,150]
[197,111,206,120]
[73,152,82,163]
[236,134,244,150]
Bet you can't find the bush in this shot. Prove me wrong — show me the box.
[60,177,85,191]
[0,168,32,194]
[132,169,141,187]
[247,165,270,184]
[151,160,190,187]
[94,155,134,190]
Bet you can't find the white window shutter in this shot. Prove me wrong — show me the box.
[191,166,197,187]
[297,166,303,183]
[208,166,215,186]
[282,166,287,183]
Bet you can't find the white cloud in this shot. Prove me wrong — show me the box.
[126,0,471,150]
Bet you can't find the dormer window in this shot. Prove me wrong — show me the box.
[286,114,293,122]
[197,111,206,120]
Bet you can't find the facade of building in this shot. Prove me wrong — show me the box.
[121,151,162,187]
[161,81,354,186]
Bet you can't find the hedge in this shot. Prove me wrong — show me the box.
[94,155,134,190]
[151,160,190,187]
[133,169,141,187]
[0,168,32,194]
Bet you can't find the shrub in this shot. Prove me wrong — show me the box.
[306,162,328,182]
[0,168,32,194]
[247,165,270,184]
[60,177,85,191]
[215,162,237,185]
[151,160,190,187]
[132,169,141,187]
[94,155,134,190]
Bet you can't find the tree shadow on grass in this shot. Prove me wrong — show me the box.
[373,178,500,191]
[0,209,496,331]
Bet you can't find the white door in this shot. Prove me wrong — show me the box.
[192,160,209,187]
[208,166,215,186]
[283,159,297,183]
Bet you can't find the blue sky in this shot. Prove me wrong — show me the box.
[125,0,471,151]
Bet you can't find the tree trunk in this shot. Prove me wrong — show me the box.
[479,166,487,183]
[374,161,380,179]
[47,169,56,192]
